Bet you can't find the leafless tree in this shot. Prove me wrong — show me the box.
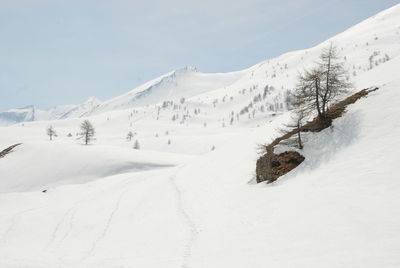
[281,108,308,149]
[126,131,134,141]
[79,120,95,145]
[294,44,352,119]
[46,125,57,141]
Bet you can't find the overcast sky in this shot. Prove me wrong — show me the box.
[0,0,398,110]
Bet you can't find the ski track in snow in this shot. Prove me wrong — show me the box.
[45,207,75,250]
[45,200,84,250]
[1,207,41,243]
[82,185,129,261]
[57,207,77,248]
[169,166,199,268]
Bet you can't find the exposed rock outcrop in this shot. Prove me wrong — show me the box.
[0,143,22,159]
[256,151,304,183]
[256,87,378,183]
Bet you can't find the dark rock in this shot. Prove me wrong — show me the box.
[0,143,22,159]
[256,87,379,184]
[256,151,305,183]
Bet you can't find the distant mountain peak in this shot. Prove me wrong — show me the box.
[0,105,35,126]
[175,66,198,73]
[84,97,102,105]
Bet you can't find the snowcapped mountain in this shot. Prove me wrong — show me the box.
[1,4,400,268]
[35,97,102,121]
[4,3,400,126]
[0,67,247,125]
[88,66,248,115]
[0,105,35,126]
[0,97,102,126]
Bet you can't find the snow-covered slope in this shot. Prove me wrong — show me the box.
[89,66,248,114]
[0,3,400,268]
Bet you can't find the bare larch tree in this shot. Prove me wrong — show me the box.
[126,131,134,141]
[294,44,352,120]
[46,125,57,141]
[281,108,308,149]
[79,120,95,145]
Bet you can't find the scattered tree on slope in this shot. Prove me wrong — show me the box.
[46,125,57,141]
[281,108,308,150]
[294,44,352,120]
[256,87,378,184]
[79,120,95,145]
[126,131,134,141]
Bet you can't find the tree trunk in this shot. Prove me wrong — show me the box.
[322,49,332,115]
[297,121,303,149]
[315,78,322,118]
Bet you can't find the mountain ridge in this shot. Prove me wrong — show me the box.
[1,3,399,126]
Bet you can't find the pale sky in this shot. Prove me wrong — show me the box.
[0,0,398,110]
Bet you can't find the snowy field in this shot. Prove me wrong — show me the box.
[0,4,400,268]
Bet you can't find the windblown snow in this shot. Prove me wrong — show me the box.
[0,4,400,268]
